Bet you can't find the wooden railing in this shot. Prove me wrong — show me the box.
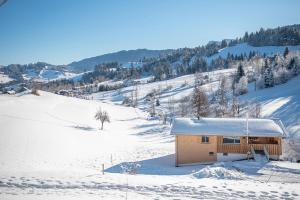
[264,145,270,161]
[217,143,281,155]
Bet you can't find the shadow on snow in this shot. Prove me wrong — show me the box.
[106,154,300,178]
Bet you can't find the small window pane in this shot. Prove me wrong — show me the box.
[202,136,209,143]
[223,136,240,144]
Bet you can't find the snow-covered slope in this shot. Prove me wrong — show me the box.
[1,90,300,199]
[0,73,13,84]
[91,68,237,105]
[0,91,170,173]
[207,43,300,62]
[91,69,300,158]
[22,68,80,82]
[68,49,173,72]
[241,75,300,140]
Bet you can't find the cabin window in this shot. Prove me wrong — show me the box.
[223,136,240,144]
[202,136,209,143]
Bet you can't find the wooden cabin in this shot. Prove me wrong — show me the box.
[171,118,287,166]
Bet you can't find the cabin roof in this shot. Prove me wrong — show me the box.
[171,118,286,137]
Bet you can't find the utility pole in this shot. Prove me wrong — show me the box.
[246,112,249,144]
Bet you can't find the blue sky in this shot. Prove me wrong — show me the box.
[0,0,299,65]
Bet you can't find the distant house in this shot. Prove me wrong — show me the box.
[6,90,16,95]
[58,90,70,96]
[3,83,26,94]
[171,118,287,166]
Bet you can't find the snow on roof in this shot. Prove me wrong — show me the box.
[171,118,285,137]
[7,90,16,95]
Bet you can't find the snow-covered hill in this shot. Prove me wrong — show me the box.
[22,68,80,82]
[206,43,300,63]
[0,63,82,84]
[90,69,300,158]
[0,73,13,84]
[68,49,173,72]
[1,91,300,199]
[241,76,300,139]
[2,43,300,85]
[90,68,237,104]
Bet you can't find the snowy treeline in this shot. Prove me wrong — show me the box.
[140,50,300,122]
[256,50,300,89]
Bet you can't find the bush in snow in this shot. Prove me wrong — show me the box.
[181,80,188,87]
[178,96,191,117]
[194,72,204,87]
[149,97,156,117]
[31,87,40,96]
[122,96,132,106]
[274,67,291,85]
[120,162,141,175]
[31,82,40,96]
[288,57,300,76]
[158,111,167,124]
[236,76,248,95]
[156,98,160,106]
[165,85,173,91]
[256,75,265,89]
[94,107,110,130]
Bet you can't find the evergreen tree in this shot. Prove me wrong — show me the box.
[284,47,289,58]
[288,58,295,70]
[264,66,274,88]
[221,39,227,48]
[236,63,245,83]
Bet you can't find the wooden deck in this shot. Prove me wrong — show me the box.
[217,136,282,155]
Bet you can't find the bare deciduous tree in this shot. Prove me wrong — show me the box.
[149,96,156,117]
[94,107,110,130]
[192,87,209,119]
[130,84,139,107]
[167,97,175,122]
[231,96,239,117]
[158,111,167,125]
[250,102,261,118]
[179,96,190,117]
[31,81,40,96]
[194,72,204,87]
[215,76,229,117]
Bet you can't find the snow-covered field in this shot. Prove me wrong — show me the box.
[21,67,84,82]
[0,73,13,84]
[1,85,300,199]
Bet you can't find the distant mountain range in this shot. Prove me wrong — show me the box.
[1,24,300,85]
[68,49,174,72]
